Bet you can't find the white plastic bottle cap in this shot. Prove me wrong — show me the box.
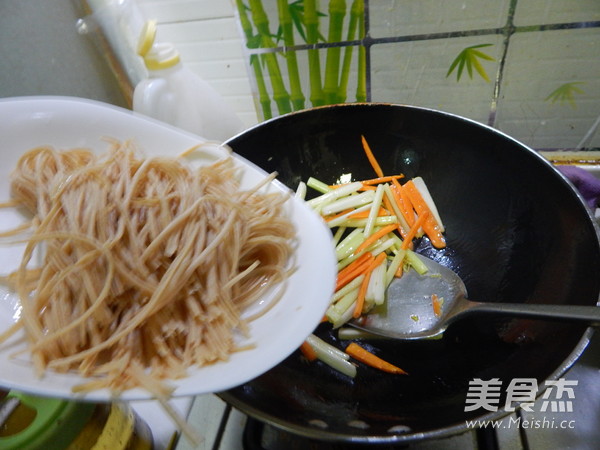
[143,43,181,71]
[137,19,157,57]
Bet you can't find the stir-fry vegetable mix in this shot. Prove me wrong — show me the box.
[296,136,446,377]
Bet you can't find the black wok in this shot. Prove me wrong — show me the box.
[220,103,600,443]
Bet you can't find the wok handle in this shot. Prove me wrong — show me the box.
[466,301,600,325]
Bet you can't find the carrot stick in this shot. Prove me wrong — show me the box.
[361,174,404,185]
[361,135,384,178]
[353,223,398,255]
[325,208,355,222]
[300,340,317,361]
[348,207,389,219]
[352,252,387,318]
[345,342,408,374]
[401,210,429,250]
[432,294,443,317]
[337,251,373,279]
[403,180,446,249]
[390,179,415,227]
[395,259,403,277]
[336,252,374,291]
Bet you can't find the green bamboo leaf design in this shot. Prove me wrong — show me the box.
[446,44,495,82]
[545,82,585,108]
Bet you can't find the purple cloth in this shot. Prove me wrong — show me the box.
[557,165,600,209]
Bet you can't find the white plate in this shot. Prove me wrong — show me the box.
[0,96,336,401]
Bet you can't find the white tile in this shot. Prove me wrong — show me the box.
[514,0,600,26]
[495,28,600,149]
[370,0,512,37]
[137,0,235,22]
[370,35,502,124]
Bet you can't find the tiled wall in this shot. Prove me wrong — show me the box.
[135,0,599,151]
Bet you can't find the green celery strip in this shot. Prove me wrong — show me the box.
[307,181,362,210]
[327,287,359,327]
[335,228,364,260]
[327,203,371,229]
[363,184,385,237]
[385,249,406,285]
[333,274,364,302]
[342,216,398,228]
[332,225,347,246]
[337,327,387,340]
[306,334,357,377]
[405,249,428,275]
[306,176,332,194]
[321,190,375,215]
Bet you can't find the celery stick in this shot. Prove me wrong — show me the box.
[337,250,363,271]
[328,289,359,327]
[306,176,332,194]
[335,227,361,252]
[333,274,364,302]
[364,184,385,237]
[336,229,364,260]
[305,335,356,377]
[369,237,396,256]
[326,203,371,228]
[385,249,406,285]
[366,262,386,305]
[306,334,351,360]
[337,327,386,340]
[343,216,398,228]
[307,181,362,209]
[331,225,347,247]
[321,190,375,215]
[405,249,428,275]
[295,181,307,199]
[333,299,358,328]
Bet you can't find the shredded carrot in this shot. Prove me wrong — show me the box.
[361,175,404,185]
[395,260,403,277]
[361,135,384,178]
[432,294,443,317]
[403,180,446,249]
[337,251,373,279]
[390,179,415,228]
[300,341,317,362]
[345,342,408,374]
[352,252,387,318]
[336,252,374,291]
[325,208,355,223]
[348,207,390,219]
[353,223,399,256]
[401,210,429,250]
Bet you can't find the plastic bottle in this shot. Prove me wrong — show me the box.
[132,20,244,142]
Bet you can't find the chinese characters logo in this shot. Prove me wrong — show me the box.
[465,378,577,413]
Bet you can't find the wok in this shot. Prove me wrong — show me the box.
[220,103,600,443]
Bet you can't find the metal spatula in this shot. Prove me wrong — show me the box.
[351,253,600,340]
